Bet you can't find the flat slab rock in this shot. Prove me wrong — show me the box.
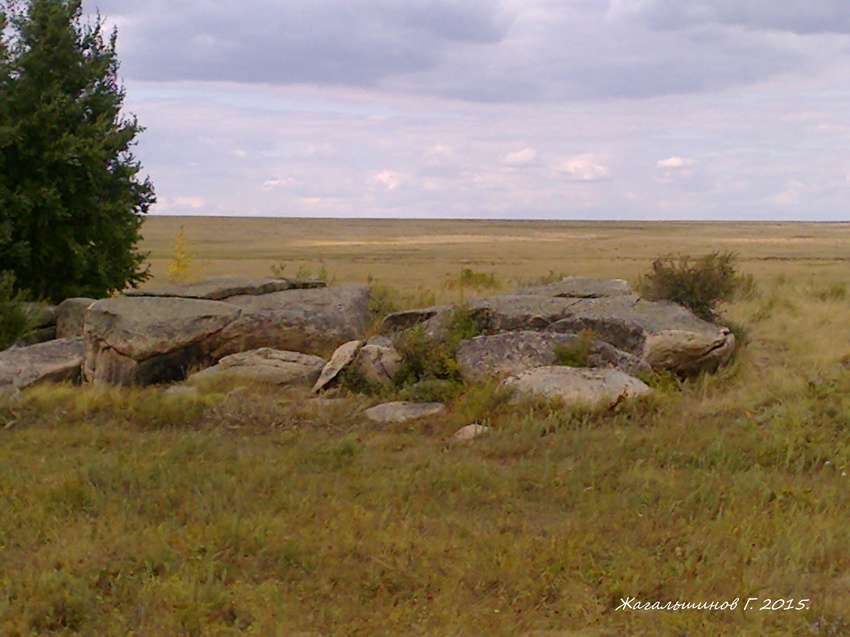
[0,337,84,392]
[210,284,371,358]
[518,276,633,298]
[189,348,326,387]
[505,366,651,410]
[312,340,364,393]
[364,401,446,424]
[125,276,325,300]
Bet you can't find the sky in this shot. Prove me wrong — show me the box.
[78,0,850,220]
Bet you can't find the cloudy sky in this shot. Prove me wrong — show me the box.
[80,0,850,220]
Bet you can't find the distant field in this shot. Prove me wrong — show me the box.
[4,216,850,636]
[140,216,850,296]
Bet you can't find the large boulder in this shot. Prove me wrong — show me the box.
[505,366,652,410]
[548,296,735,376]
[188,348,326,387]
[83,296,241,385]
[124,276,324,300]
[455,331,650,383]
[211,285,371,358]
[82,283,371,386]
[0,337,84,393]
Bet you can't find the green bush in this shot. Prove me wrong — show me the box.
[637,251,753,321]
[552,330,595,367]
[0,272,35,350]
[394,305,489,386]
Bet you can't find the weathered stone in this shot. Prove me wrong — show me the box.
[505,366,652,409]
[212,285,371,358]
[450,424,492,441]
[548,295,734,375]
[312,340,365,393]
[364,401,446,423]
[83,296,242,385]
[518,276,633,298]
[352,343,403,386]
[0,337,84,392]
[380,306,453,333]
[124,276,325,300]
[189,348,326,387]
[456,331,650,382]
[56,298,97,339]
[365,334,394,348]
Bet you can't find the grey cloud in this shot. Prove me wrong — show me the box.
[630,0,850,34]
[87,0,844,103]
[89,0,509,85]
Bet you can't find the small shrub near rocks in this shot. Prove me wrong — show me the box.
[552,330,595,367]
[394,305,489,387]
[0,272,36,350]
[638,251,754,321]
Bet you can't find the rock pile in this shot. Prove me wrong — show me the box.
[1,275,737,413]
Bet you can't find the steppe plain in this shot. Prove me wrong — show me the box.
[3,216,850,636]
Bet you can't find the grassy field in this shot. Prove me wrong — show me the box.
[3,216,850,636]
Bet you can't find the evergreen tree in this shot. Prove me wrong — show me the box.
[0,0,154,302]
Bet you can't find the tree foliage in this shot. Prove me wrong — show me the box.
[0,0,154,303]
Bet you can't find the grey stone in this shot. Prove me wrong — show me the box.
[548,295,735,376]
[213,285,371,358]
[455,331,650,383]
[312,340,365,393]
[56,298,97,339]
[505,366,652,409]
[189,348,326,387]
[83,296,241,385]
[0,337,84,392]
[124,275,325,300]
[450,424,492,441]
[518,276,633,298]
[364,401,446,424]
[352,343,403,386]
[379,306,453,333]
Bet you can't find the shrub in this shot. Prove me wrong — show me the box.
[394,305,489,386]
[0,272,35,350]
[552,330,595,367]
[637,251,752,321]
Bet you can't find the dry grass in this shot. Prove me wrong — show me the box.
[2,217,850,636]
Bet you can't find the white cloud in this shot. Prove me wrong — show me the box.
[559,154,610,181]
[656,156,694,168]
[372,170,405,190]
[503,147,538,166]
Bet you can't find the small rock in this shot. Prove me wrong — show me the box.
[352,343,402,386]
[364,401,446,424]
[450,424,492,441]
